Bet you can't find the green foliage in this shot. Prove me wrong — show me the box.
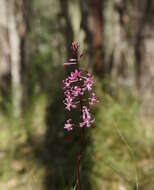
[1,77,154,189]
[89,85,154,190]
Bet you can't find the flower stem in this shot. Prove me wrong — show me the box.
[77,127,84,190]
[76,55,84,190]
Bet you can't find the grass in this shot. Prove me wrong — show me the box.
[0,88,154,189]
[90,88,154,190]
[0,95,46,190]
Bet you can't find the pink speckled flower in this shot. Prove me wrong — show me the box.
[69,69,81,81]
[89,92,98,106]
[63,42,98,131]
[83,73,93,91]
[80,106,95,128]
[64,119,73,131]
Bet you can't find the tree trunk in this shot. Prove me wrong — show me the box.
[17,0,31,109]
[134,0,154,115]
[104,0,154,114]
[80,0,105,77]
[59,0,74,58]
[8,0,22,117]
[106,0,135,88]
[0,0,29,117]
[0,0,10,97]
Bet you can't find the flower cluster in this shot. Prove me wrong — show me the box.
[63,42,98,131]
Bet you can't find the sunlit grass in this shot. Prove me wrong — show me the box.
[0,94,47,190]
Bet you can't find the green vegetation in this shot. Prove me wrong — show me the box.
[0,86,154,189]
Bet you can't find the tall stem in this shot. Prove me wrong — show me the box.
[76,55,84,190]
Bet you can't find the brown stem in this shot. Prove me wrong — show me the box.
[76,55,84,190]
[77,127,84,190]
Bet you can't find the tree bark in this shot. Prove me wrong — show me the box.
[17,0,31,109]
[0,0,10,97]
[80,0,105,77]
[59,0,74,58]
[8,0,22,117]
[133,0,154,115]
[0,0,29,116]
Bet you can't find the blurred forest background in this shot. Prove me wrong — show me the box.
[0,0,154,189]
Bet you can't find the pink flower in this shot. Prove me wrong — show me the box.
[83,74,93,91]
[63,78,71,89]
[63,42,98,131]
[69,69,81,81]
[89,93,98,106]
[80,106,95,128]
[72,86,83,97]
[64,119,73,131]
[63,95,77,111]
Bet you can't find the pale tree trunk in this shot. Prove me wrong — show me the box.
[8,0,22,117]
[104,0,154,116]
[0,0,28,116]
[0,0,10,96]
[104,0,136,88]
